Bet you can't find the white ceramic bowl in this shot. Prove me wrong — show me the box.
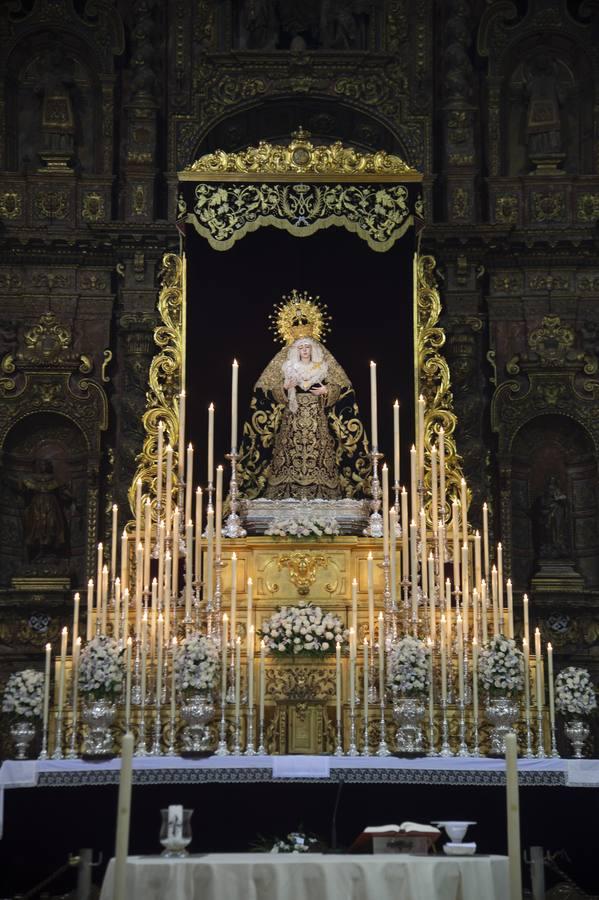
[431,821,476,843]
[443,842,476,856]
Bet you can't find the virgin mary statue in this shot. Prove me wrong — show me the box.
[237,291,371,501]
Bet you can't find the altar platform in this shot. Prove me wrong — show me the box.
[2,755,599,897]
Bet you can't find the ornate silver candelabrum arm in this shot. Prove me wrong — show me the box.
[215,696,229,757]
[223,449,246,538]
[364,449,383,537]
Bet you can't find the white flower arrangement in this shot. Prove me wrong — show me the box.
[555,667,597,718]
[174,633,220,694]
[78,635,124,699]
[2,669,44,718]
[478,635,524,695]
[270,832,319,854]
[265,512,339,538]
[260,601,346,655]
[387,636,430,695]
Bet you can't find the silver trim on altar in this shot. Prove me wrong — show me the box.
[240,498,371,536]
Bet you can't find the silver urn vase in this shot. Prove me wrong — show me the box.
[392,696,426,755]
[10,718,36,760]
[81,697,117,758]
[180,690,215,757]
[485,694,520,755]
[564,718,589,759]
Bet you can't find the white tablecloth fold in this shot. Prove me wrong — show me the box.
[100,853,510,900]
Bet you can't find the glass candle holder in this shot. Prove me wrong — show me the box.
[160,807,193,857]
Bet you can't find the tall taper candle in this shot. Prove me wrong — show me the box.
[523,638,530,725]
[96,542,103,628]
[474,531,482,595]
[114,579,121,645]
[156,614,164,704]
[248,624,255,712]
[125,637,132,730]
[367,552,375,639]
[178,390,186,480]
[215,465,223,559]
[172,507,180,604]
[420,508,428,597]
[547,642,555,738]
[57,626,68,723]
[86,579,94,642]
[410,520,418,621]
[234,636,241,722]
[207,403,215,484]
[431,446,438,536]
[101,566,109,634]
[185,443,194,527]
[390,507,398,607]
[231,359,239,449]
[363,639,369,742]
[456,615,464,702]
[428,553,435,642]
[393,399,400,484]
[221,613,228,707]
[417,394,425,485]
[482,501,490,583]
[506,579,514,639]
[111,504,118,585]
[113,732,134,900]
[440,618,447,702]
[156,421,164,517]
[523,594,530,647]
[164,446,173,537]
[472,637,479,728]
[401,488,409,587]
[382,464,389,559]
[335,639,341,728]
[497,542,504,613]
[135,544,143,637]
[246,577,253,642]
[534,627,543,714]
[505,732,523,900]
[351,578,358,651]
[259,639,265,734]
[461,543,469,638]
[72,592,80,655]
[378,612,385,701]
[206,507,214,606]
[439,426,446,524]
[410,446,417,518]
[230,552,237,638]
[121,528,128,594]
[369,361,378,448]
[42,642,51,743]
[135,477,142,549]
[491,566,499,636]
[143,499,151,593]
[349,628,356,715]
[460,478,468,544]
[185,519,193,620]
[170,637,177,735]
[194,487,203,587]
[140,611,147,707]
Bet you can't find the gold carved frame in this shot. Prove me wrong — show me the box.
[131,133,464,520]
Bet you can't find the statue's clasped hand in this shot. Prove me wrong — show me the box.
[310,385,327,396]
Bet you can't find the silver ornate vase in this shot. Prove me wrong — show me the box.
[485,695,520,755]
[392,696,425,755]
[81,697,117,758]
[565,718,589,759]
[180,690,215,757]
[10,718,36,760]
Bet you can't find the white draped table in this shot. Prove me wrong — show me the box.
[99,852,510,900]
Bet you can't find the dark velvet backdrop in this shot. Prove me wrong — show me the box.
[185,223,416,487]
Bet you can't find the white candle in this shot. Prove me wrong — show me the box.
[410,520,418,622]
[206,507,214,607]
[96,542,103,630]
[335,639,342,728]
[481,580,488,644]
[42,643,51,740]
[523,638,530,724]
[461,542,469,638]
[194,487,203,589]
[491,565,499,636]
[248,625,255,712]
[156,614,164,707]
[163,553,171,644]
[185,519,193,620]
[440,618,447,703]
[231,359,239,450]
[390,508,398,608]
[221,614,228,707]
[351,578,358,650]
[215,465,223,559]
[363,638,369,727]
[393,399,400,484]
[417,394,425,485]
[246,577,253,641]
[460,478,468,544]
[410,445,417,517]
[71,636,80,738]
[57,626,68,723]
[101,566,109,634]
[178,389,186,479]
[369,361,378,448]
[259,640,266,732]
[230,552,237,638]
[113,732,134,900]
[207,403,215,484]
[150,578,158,659]
[156,421,164,518]
[171,637,177,732]
[474,531,482,595]
[431,446,438,536]
[367,552,375,639]
[143,499,152,593]
[135,543,143,637]
[505,732,523,900]
[428,553,435,642]
[482,502,490,584]
[401,488,409,590]
[111,504,118,585]
[427,637,434,725]
[185,443,194,527]
[382,464,389,559]
[86,579,94,641]
[172,507,180,605]
[140,612,147,707]
[452,500,460,590]
[157,522,165,607]
[165,446,173,537]
[547,642,555,736]
[349,628,356,715]
[420,508,428,596]
[497,542,504,614]
[439,427,446,524]
[121,528,128,593]
[457,615,464,702]
[114,579,121,644]
[72,592,80,654]
[135,477,142,550]
[234,636,241,720]
[506,579,514,639]
[124,637,132,729]
[378,613,385,702]
[472,637,479,728]
[535,628,543,715]
[522,594,530,647]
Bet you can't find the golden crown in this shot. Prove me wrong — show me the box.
[269,289,332,346]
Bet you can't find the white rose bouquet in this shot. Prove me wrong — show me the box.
[265,512,339,538]
[174,634,220,694]
[555,667,597,718]
[387,636,430,695]
[78,635,124,699]
[478,635,524,695]
[260,601,346,655]
[2,669,44,719]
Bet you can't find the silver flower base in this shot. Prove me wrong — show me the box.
[10,719,36,760]
[485,696,520,756]
[81,699,116,759]
[565,718,589,759]
[241,498,370,536]
[180,691,215,757]
[392,697,425,755]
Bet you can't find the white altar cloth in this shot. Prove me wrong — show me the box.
[99,852,510,900]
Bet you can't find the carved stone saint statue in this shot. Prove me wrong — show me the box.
[523,54,566,172]
[534,475,570,560]
[237,291,371,501]
[19,458,72,561]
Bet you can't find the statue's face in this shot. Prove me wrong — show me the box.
[298,343,312,361]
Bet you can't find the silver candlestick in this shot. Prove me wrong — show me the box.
[150,693,162,756]
[38,717,49,760]
[362,705,371,756]
[51,710,64,760]
[439,699,453,757]
[364,449,383,537]
[376,697,391,757]
[231,711,242,755]
[215,700,229,756]
[456,699,469,757]
[256,714,266,755]
[334,718,344,757]
[550,721,560,758]
[346,709,359,756]
[427,705,437,757]
[134,701,148,756]
[536,709,547,759]
[223,449,246,538]
[523,707,534,759]
[167,702,177,755]
[245,709,257,756]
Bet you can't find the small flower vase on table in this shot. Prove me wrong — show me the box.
[555,667,596,759]
[78,636,124,760]
[478,636,524,756]
[387,636,430,756]
[2,669,44,760]
[174,634,219,758]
